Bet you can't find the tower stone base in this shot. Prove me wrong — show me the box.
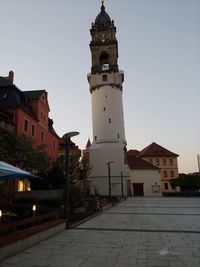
[89,142,130,196]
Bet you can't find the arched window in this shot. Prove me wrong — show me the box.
[100,53,109,67]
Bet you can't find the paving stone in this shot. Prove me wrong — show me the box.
[1,197,200,267]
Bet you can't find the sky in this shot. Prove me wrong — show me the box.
[0,0,199,173]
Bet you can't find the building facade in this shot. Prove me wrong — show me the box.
[127,155,161,197]
[88,3,130,196]
[0,71,60,194]
[140,142,179,193]
[0,72,60,162]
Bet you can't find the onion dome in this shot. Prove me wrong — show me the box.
[95,3,111,26]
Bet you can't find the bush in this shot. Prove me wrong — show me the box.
[69,185,84,211]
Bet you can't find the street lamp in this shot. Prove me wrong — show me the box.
[106,161,114,202]
[32,205,37,217]
[120,171,124,199]
[62,131,79,228]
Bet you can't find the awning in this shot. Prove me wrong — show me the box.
[0,161,41,180]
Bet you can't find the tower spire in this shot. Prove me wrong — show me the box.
[101,0,105,9]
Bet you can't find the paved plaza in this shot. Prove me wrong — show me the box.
[0,197,200,267]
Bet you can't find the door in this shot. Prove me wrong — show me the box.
[133,183,144,196]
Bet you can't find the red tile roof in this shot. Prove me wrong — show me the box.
[140,142,179,157]
[127,150,140,157]
[127,156,159,170]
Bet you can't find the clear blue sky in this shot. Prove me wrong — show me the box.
[0,0,199,173]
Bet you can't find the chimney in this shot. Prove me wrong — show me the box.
[8,71,14,83]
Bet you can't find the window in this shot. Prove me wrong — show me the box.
[41,131,44,142]
[105,95,107,98]
[164,171,168,178]
[0,93,8,99]
[95,136,97,141]
[53,140,56,149]
[117,133,120,138]
[149,159,153,164]
[44,115,46,121]
[155,158,160,166]
[164,183,168,190]
[170,170,174,178]
[102,75,108,81]
[31,124,35,136]
[103,107,106,111]
[169,159,173,166]
[100,53,109,66]
[18,180,24,192]
[109,118,111,123]
[162,159,166,166]
[24,119,29,132]
[41,112,43,119]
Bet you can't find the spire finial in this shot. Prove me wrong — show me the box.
[101,0,105,10]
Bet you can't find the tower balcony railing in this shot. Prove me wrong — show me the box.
[87,69,124,83]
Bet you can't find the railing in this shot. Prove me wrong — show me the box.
[0,212,64,248]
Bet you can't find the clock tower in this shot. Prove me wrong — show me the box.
[88,3,130,196]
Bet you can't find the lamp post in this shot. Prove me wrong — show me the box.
[106,161,114,202]
[120,171,124,199]
[63,131,79,228]
[32,205,36,217]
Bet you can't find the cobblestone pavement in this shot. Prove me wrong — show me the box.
[1,197,200,267]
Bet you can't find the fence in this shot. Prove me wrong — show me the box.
[0,212,64,248]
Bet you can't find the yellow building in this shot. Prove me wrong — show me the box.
[140,142,179,193]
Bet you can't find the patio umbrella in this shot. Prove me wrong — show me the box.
[0,161,41,180]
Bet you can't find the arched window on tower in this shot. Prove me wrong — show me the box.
[100,53,109,70]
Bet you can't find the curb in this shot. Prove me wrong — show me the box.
[69,210,102,228]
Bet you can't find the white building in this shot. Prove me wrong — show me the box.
[127,155,162,197]
[88,3,130,196]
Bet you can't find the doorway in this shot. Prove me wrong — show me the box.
[133,183,144,196]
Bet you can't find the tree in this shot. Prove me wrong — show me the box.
[170,174,200,192]
[69,152,81,184]
[35,155,65,189]
[79,155,91,182]
[0,131,48,172]
[34,151,82,190]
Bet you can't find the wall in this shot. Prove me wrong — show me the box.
[0,223,65,262]
[142,156,179,193]
[130,169,162,196]
[15,190,63,200]
[15,108,59,161]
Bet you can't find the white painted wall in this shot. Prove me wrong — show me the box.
[130,169,162,196]
[89,142,130,196]
[89,72,125,143]
[89,71,130,196]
